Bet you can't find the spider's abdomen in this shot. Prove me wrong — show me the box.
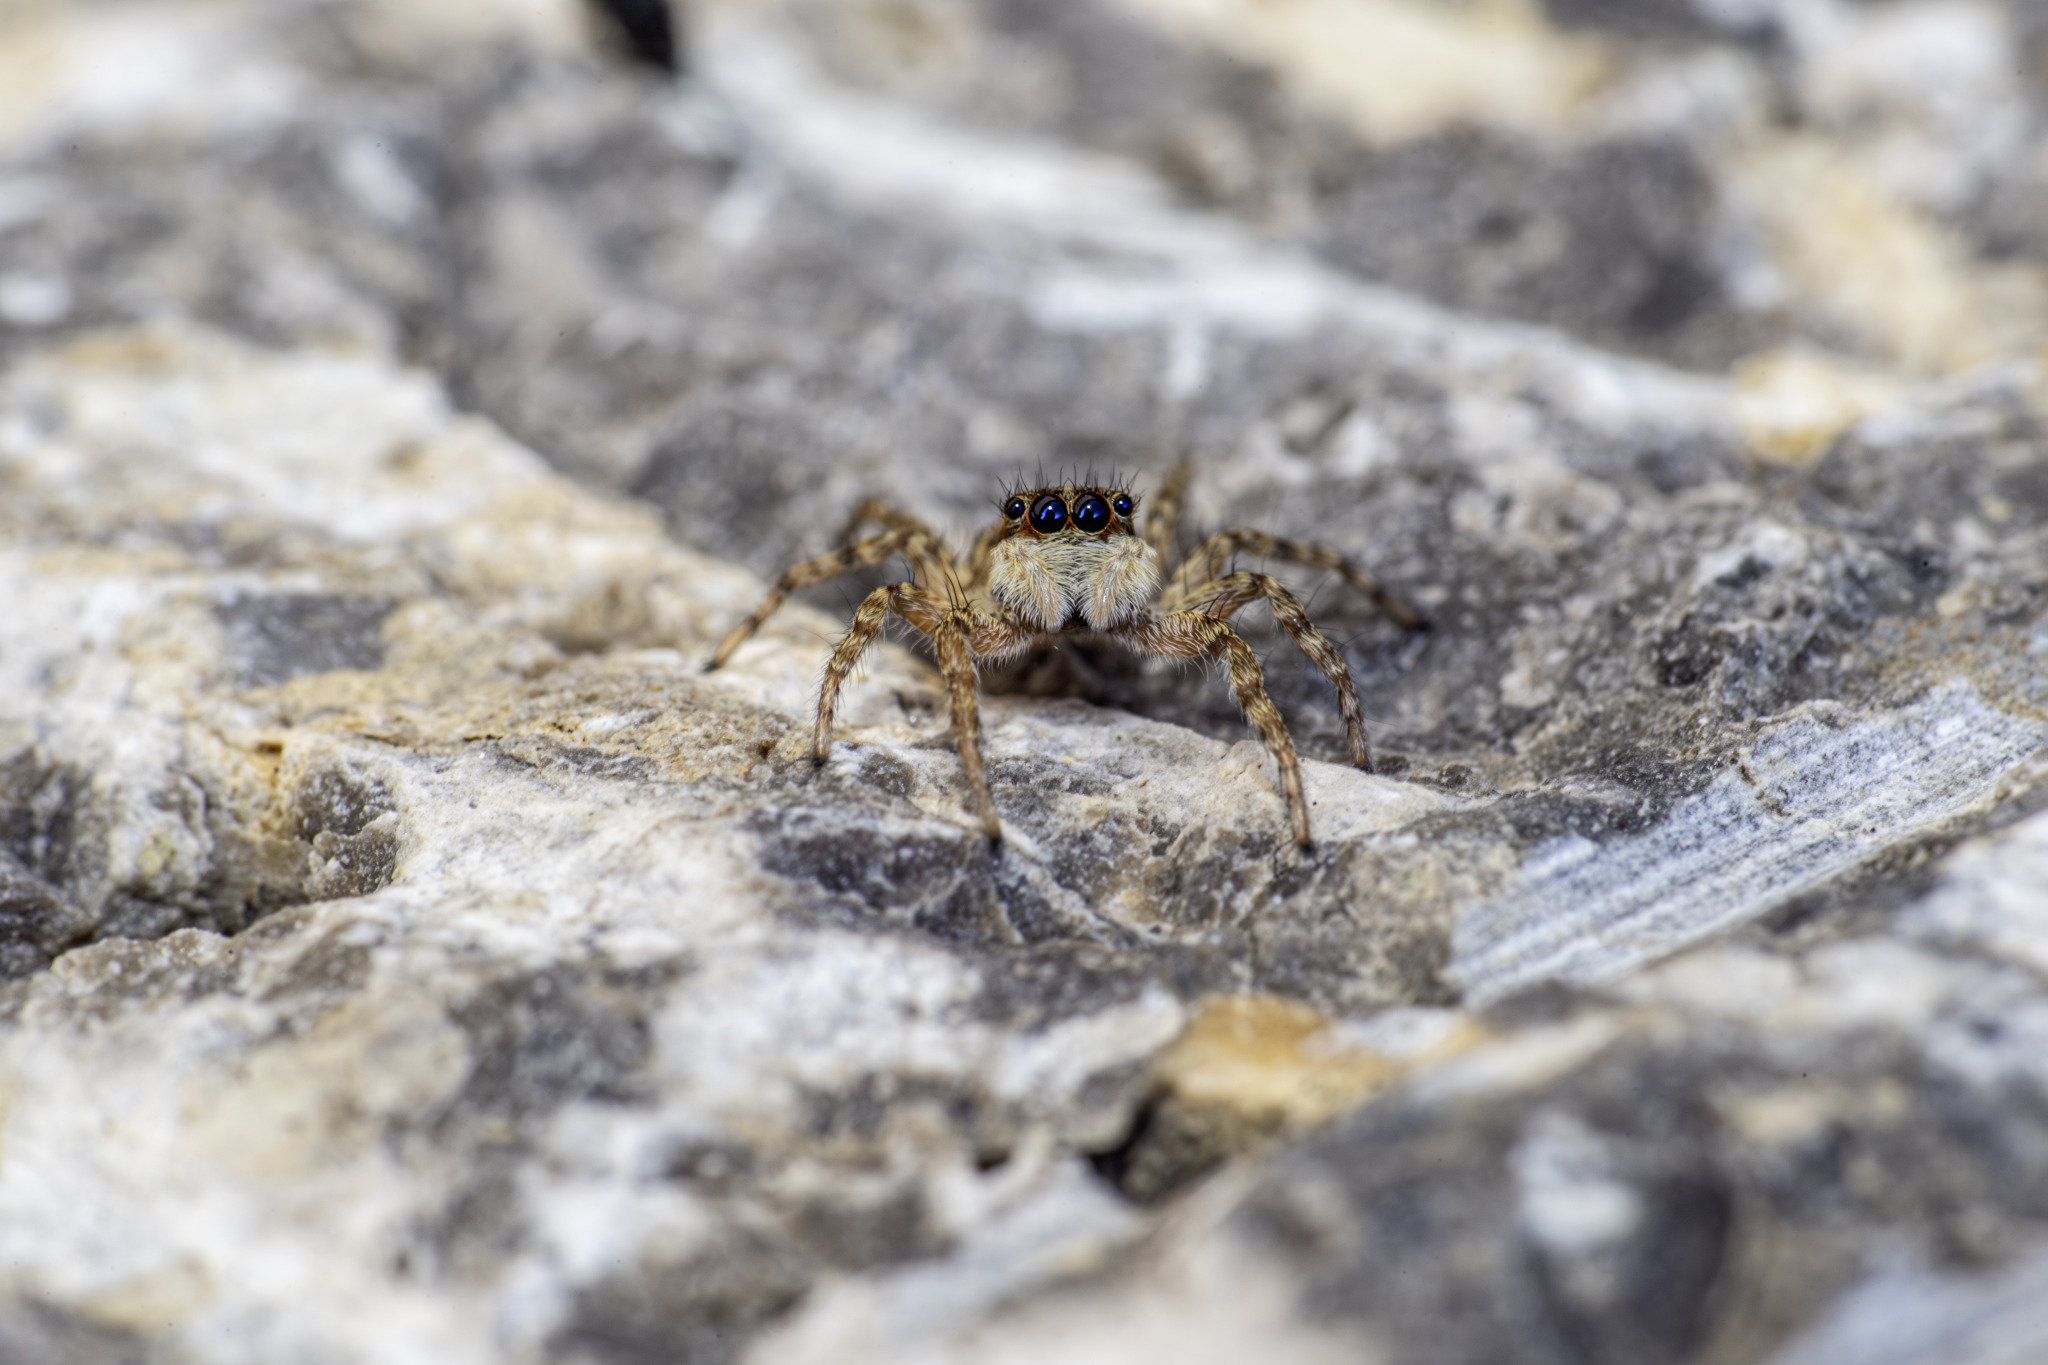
[987,533,1160,631]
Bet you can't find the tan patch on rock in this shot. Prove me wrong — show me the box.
[1109,996,1482,1203]
[1108,0,1611,143]
[1158,994,1478,1130]
[1734,137,2048,376]
[1732,348,1905,466]
[182,995,468,1180]
[72,1257,214,1335]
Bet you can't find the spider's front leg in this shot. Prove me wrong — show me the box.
[1125,611,1314,848]
[815,583,1032,843]
[1182,570,1374,771]
[704,526,954,671]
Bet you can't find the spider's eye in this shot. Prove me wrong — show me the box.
[1028,494,1068,534]
[1004,496,1027,520]
[1072,494,1112,534]
[1111,493,1134,518]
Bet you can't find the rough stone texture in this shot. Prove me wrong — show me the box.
[2,1,2047,1363]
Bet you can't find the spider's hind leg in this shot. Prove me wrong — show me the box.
[1144,460,1194,565]
[1190,570,1375,771]
[1163,529,1425,631]
[835,499,949,553]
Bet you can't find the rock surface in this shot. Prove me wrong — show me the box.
[2,1,2047,1363]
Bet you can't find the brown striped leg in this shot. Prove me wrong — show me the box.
[812,583,1020,842]
[813,582,946,756]
[1125,611,1313,848]
[705,528,955,671]
[966,606,1044,666]
[1187,571,1373,771]
[836,499,952,560]
[933,618,1000,841]
[1161,528,1424,630]
[838,500,992,602]
[835,498,930,539]
[963,520,1005,592]
[1144,460,1194,565]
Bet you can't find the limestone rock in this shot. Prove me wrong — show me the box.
[1,2,2047,1364]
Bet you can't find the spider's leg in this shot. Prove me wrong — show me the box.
[836,500,973,591]
[1126,611,1312,848]
[1144,459,1194,567]
[962,520,1007,592]
[705,528,953,670]
[1186,571,1373,771]
[964,608,1043,667]
[1161,529,1425,630]
[933,616,1000,841]
[837,498,982,605]
[834,499,940,549]
[811,585,1011,841]
[812,582,948,758]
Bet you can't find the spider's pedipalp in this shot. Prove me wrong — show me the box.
[1086,532,1163,627]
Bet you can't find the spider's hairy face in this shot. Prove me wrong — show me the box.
[986,484,1161,631]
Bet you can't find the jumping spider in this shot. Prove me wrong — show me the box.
[705,464,1423,847]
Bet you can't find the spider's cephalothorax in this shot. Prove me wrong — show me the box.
[705,466,1425,848]
[985,484,1161,631]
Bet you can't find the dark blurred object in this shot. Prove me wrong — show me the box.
[586,0,686,74]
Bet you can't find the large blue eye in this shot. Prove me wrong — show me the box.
[1029,494,1067,534]
[1072,494,1111,534]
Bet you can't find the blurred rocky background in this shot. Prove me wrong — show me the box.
[2,0,2047,1362]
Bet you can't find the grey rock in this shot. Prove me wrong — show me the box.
[0,2,2046,1364]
